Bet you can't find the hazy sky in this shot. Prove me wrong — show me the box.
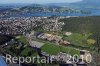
[0,0,82,4]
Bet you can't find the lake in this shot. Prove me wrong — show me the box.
[1,8,100,18]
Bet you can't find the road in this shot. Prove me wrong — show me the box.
[25,33,44,48]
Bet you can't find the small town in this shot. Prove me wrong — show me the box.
[0,16,96,66]
[0,17,66,35]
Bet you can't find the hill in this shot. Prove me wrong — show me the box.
[60,16,100,37]
[19,4,90,14]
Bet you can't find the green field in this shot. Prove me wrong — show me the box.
[63,33,95,47]
[41,43,80,55]
[59,16,100,51]
[16,35,29,45]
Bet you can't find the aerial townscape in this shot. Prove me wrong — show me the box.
[0,0,100,66]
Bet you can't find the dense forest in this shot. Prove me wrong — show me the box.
[60,16,100,36]
[60,16,100,66]
[60,16,100,51]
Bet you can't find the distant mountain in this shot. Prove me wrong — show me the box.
[18,4,90,14]
[47,0,100,9]
[1,0,100,17]
[0,3,30,8]
[70,0,100,9]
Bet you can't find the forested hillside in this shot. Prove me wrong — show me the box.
[60,16,100,36]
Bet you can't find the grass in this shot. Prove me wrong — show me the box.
[20,46,38,57]
[16,35,29,45]
[63,33,93,47]
[41,43,80,56]
[21,47,32,56]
